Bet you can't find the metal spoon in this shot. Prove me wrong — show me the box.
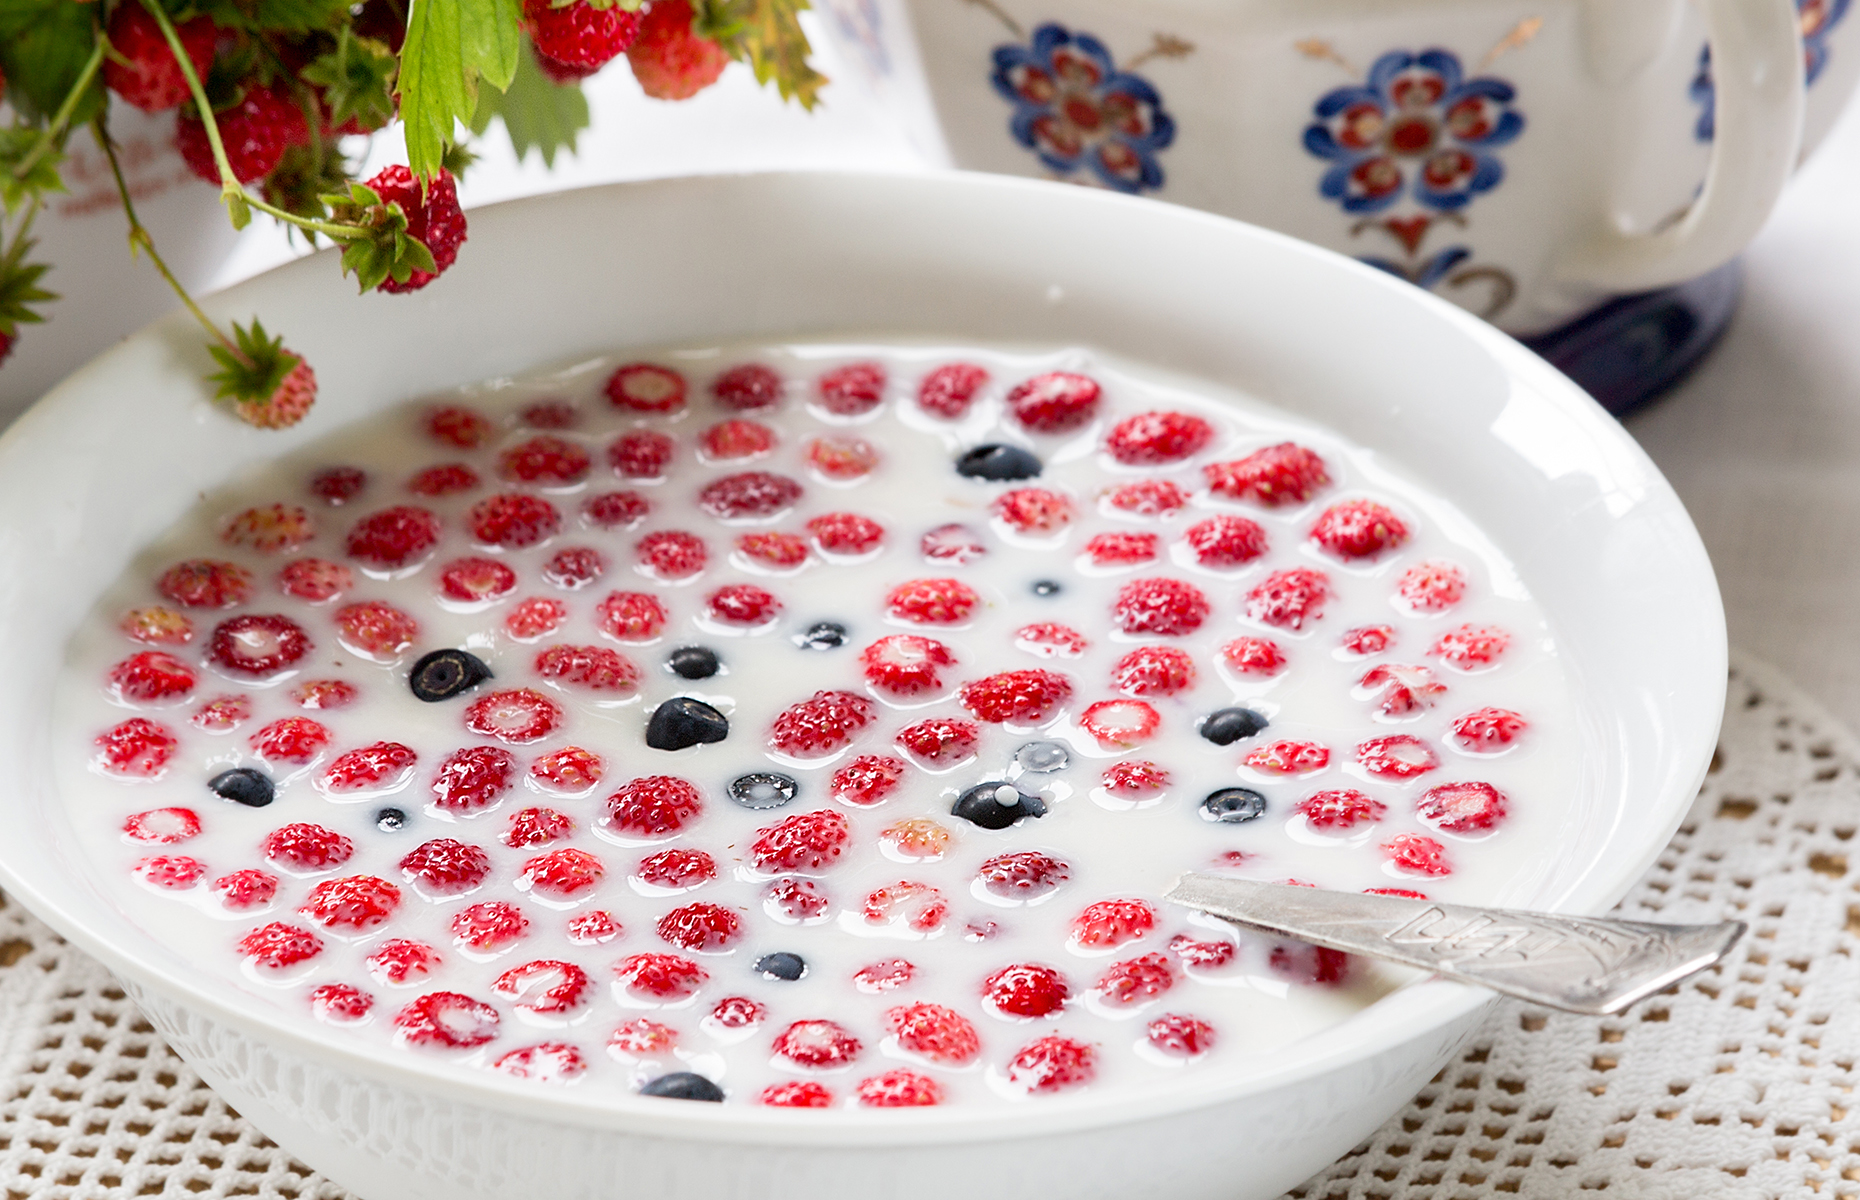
[1164,874,1745,1015]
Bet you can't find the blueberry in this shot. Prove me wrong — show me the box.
[1201,787,1268,823]
[951,780,1047,830]
[793,621,847,651]
[1031,580,1062,597]
[646,697,730,751]
[1014,741,1071,773]
[728,772,798,810]
[1200,707,1269,746]
[639,1072,725,1102]
[755,952,808,981]
[375,807,407,832]
[208,767,273,808]
[666,645,721,680]
[956,443,1042,481]
[408,648,493,702]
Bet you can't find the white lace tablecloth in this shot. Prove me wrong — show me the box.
[0,652,1848,1199]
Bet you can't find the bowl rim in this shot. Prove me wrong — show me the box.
[0,168,1726,1144]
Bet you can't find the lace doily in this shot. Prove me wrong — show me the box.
[0,653,1848,1200]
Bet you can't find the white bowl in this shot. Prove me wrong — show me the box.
[0,171,1724,1200]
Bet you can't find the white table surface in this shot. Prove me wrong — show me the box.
[205,33,1860,732]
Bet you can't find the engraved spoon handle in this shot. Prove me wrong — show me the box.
[1164,874,1745,1016]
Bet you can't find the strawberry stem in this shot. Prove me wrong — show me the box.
[11,38,106,183]
[136,0,244,208]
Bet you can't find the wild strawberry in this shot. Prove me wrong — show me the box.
[764,877,831,922]
[635,847,715,890]
[804,434,880,481]
[399,838,490,896]
[1070,898,1156,950]
[1167,935,1236,969]
[361,166,467,293]
[1111,645,1194,697]
[1105,411,1214,464]
[464,688,563,744]
[861,635,955,696]
[993,487,1074,536]
[887,578,979,625]
[1384,832,1451,876]
[657,902,742,951]
[1243,740,1330,775]
[231,355,318,432]
[190,695,251,732]
[1358,663,1446,716]
[322,741,418,794]
[470,493,562,549]
[120,607,194,646]
[760,1081,833,1108]
[750,809,850,874]
[278,558,353,603]
[535,644,641,694]
[768,690,874,758]
[1355,734,1438,780]
[976,851,1069,902]
[519,847,604,898]
[1311,499,1409,560]
[506,596,569,641]
[428,407,492,449]
[504,807,575,849]
[698,419,775,461]
[239,921,324,969]
[603,775,702,839]
[345,506,441,571]
[136,855,207,890]
[606,363,687,413]
[1006,371,1100,433]
[1204,443,1330,506]
[1396,561,1467,613]
[522,400,578,428]
[1093,953,1174,1008]
[1184,515,1269,569]
[614,952,707,1002]
[883,1002,979,1066]
[1450,707,1528,752]
[626,0,729,98]
[1083,531,1156,566]
[177,83,308,184]
[807,512,885,557]
[452,902,532,953]
[1296,789,1386,830]
[815,362,886,416]
[773,1019,862,1069]
[1245,568,1330,630]
[1103,478,1188,517]
[1416,781,1507,833]
[104,4,215,112]
[157,559,253,608]
[95,716,180,777]
[983,963,1070,1017]
[208,614,313,678]
[1341,624,1395,656]
[607,1017,677,1056]
[309,465,367,504]
[394,992,499,1048]
[531,747,604,797]
[636,530,707,580]
[736,531,809,571]
[222,505,314,554]
[1221,636,1287,677]
[107,651,197,705]
[568,911,623,944]
[698,471,803,520]
[501,435,592,485]
[334,600,419,659]
[830,755,907,806]
[212,869,278,910]
[495,1044,586,1081]
[588,592,663,644]
[959,668,1072,724]
[1006,1036,1096,1093]
[1146,1013,1217,1058]
[880,818,951,861]
[1112,577,1209,636]
[123,806,200,843]
[309,983,374,1024]
[1432,624,1512,671]
[250,716,330,764]
[583,490,651,529]
[368,939,442,985]
[895,717,979,767]
[608,429,675,480]
[712,363,782,410]
[300,875,401,932]
[705,582,781,627]
[438,557,518,605]
[1080,699,1159,748]
[1100,760,1169,798]
[919,524,986,564]
[429,746,515,812]
[1015,622,1088,658]
[917,362,988,418]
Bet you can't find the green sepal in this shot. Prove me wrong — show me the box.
[701,0,825,107]
[0,250,57,336]
[263,138,356,229]
[0,127,67,215]
[324,182,439,292]
[206,318,300,404]
[302,27,400,133]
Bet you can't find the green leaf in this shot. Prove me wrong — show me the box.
[198,0,351,32]
[0,0,106,124]
[302,28,400,132]
[262,138,355,227]
[397,0,523,178]
[470,41,587,168]
[0,127,67,215]
[707,0,824,108]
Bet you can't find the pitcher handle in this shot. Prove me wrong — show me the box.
[1557,0,1804,291]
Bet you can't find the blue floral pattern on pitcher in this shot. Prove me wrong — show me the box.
[991,24,1176,194]
[1303,49,1524,214]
